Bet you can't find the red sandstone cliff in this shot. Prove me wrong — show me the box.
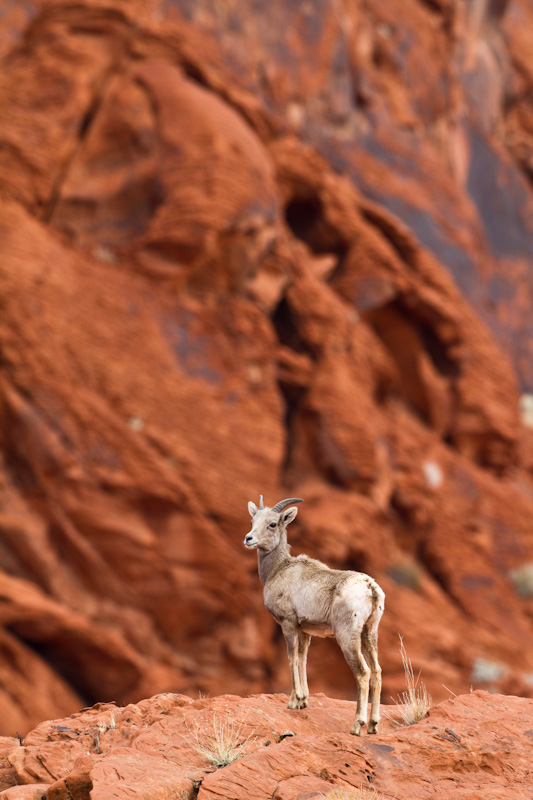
[1,0,533,735]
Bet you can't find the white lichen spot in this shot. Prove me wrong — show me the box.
[519,394,533,428]
[248,365,262,386]
[508,562,533,598]
[128,416,145,432]
[377,22,393,38]
[423,460,443,489]
[286,102,305,130]
[471,657,507,684]
[92,245,117,264]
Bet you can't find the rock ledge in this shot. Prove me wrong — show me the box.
[0,690,531,800]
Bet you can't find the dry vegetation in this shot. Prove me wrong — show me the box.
[384,636,433,728]
[184,714,257,768]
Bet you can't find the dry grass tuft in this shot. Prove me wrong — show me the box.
[184,713,256,768]
[384,635,432,727]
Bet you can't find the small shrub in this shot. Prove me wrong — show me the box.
[508,563,533,598]
[96,714,116,734]
[184,714,256,768]
[387,562,423,589]
[384,636,432,727]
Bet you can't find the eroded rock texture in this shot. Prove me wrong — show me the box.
[1,0,533,733]
[0,691,532,800]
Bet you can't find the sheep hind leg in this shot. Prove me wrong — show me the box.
[297,631,311,708]
[281,622,306,710]
[338,633,370,736]
[362,626,382,734]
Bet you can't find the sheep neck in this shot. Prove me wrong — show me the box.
[258,529,290,586]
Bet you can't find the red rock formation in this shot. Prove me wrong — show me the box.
[1,0,533,735]
[0,691,532,800]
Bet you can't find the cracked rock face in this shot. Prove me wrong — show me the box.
[1,0,533,735]
[1,691,532,800]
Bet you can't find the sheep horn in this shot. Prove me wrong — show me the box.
[271,497,304,513]
[259,495,264,510]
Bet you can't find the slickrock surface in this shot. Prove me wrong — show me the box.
[1,0,533,733]
[0,691,532,800]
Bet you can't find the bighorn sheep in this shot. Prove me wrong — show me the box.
[244,496,385,735]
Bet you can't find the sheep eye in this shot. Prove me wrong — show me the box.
[269,522,277,528]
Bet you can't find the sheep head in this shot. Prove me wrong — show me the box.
[244,496,303,552]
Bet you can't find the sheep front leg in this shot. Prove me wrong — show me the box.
[281,622,306,709]
[297,631,311,708]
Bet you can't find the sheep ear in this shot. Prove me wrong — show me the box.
[283,507,298,525]
[248,501,258,517]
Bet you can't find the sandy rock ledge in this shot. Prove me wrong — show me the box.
[0,690,531,800]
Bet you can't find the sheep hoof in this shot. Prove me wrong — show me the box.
[368,720,379,734]
[350,721,365,736]
[288,694,308,710]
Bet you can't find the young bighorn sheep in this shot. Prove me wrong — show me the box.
[244,496,385,735]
